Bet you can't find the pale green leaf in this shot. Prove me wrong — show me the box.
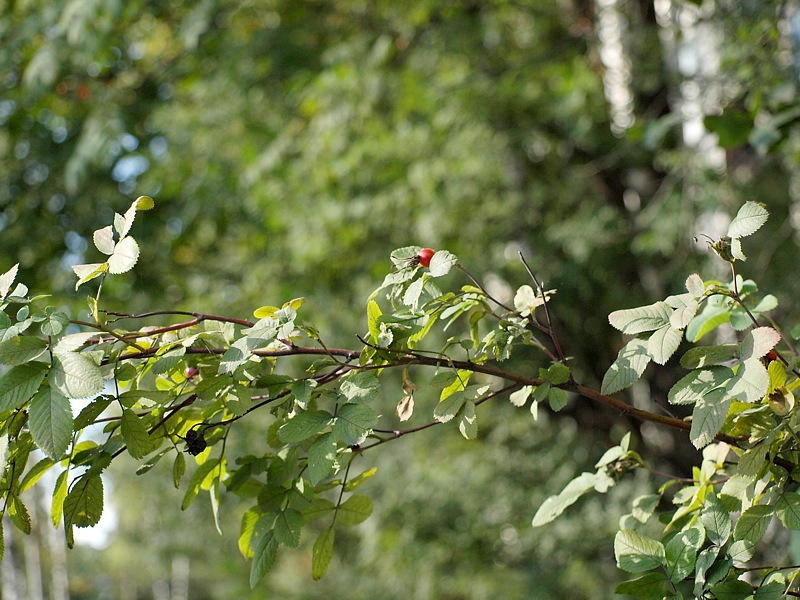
[701,493,731,545]
[686,304,730,342]
[51,469,68,527]
[533,472,601,527]
[0,264,19,298]
[647,325,683,365]
[72,262,108,290]
[367,300,382,343]
[740,327,780,361]
[614,529,666,573]
[107,236,140,274]
[343,467,378,492]
[428,250,457,277]
[665,527,704,583]
[685,273,705,297]
[727,359,769,403]
[402,276,425,309]
[509,385,531,407]
[93,225,115,255]
[29,387,73,459]
[601,338,651,395]
[690,388,731,449]
[19,457,57,492]
[238,507,259,559]
[608,302,671,334]
[7,494,31,534]
[727,201,768,239]
[50,352,103,399]
[339,370,379,402]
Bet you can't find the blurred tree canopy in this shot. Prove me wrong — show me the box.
[2,0,800,598]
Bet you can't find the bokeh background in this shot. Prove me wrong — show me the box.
[2,1,800,598]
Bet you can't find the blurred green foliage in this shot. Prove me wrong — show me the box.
[2,0,800,598]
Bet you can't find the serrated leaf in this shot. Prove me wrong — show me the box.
[273,508,303,548]
[367,300,382,343]
[93,225,115,255]
[731,237,746,261]
[339,370,379,402]
[239,507,259,559]
[173,452,186,489]
[741,327,780,361]
[402,276,425,309]
[181,459,221,510]
[614,573,669,600]
[307,432,337,486]
[51,469,68,526]
[647,325,682,365]
[40,310,69,336]
[333,403,377,446]
[690,389,732,448]
[74,397,112,429]
[249,526,278,588]
[0,264,19,298]
[701,493,732,545]
[680,345,736,369]
[107,236,140,274]
[20,457,57,492]
[50,352,103,399]
[547,387,567,412]
[727,359,769,403]
[668,367,732,405]
[776,493,800,530]
[336,494,372,526]
[63,474,104,528]
[433,390,466,423]
[278,410,333,444]
[428,250,457,277]
[734,504,773,544]
[72,262,108,290]
[0,336,47,366]
[458,400,477,439]
[601,338,651,395]
[608,302,671,334]
[686,273,705,297]
[312,526,334,580]
[727,201,768,239]
[0,361,48,412]
[665,527,704,582]
[686,304,730,342]
[7,493,31,534]
[29,387,73,459]
[614,529,666,573]
[430,371,458,389]
[532,472,600,527]
[710,579,754,599]
[120,409,156,459]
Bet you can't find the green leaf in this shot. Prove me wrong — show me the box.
[0,362,48,412]
[601,338,651,395]
[669,366,732,405]
[704,110,753,148]
[631,494,661,524]
[343,467,378,492]
[693,546,721,597]
[51,469,68,526]
[686,304,730,342]
[339,370,379,402]
[458,400,477,439]
[120,409,156,459]
[701,493,731,545]
[273,508,304,548]
[776,492,800,530]
[7,493,31,534]
[336,494,373,526]
[402,276,425,309]
[647,325,682,365]
[19,457,57,492]
[312,526,335,580]
[608,302,671,334]
[238,507,259,559]
[428,250,457,277]
[614,529,666,573]
[709,579,754,600]
[665,527,704,582]
[614,573,669,600]
[249,525,278,588]
[29,387,73,459]
[680,345,736,369]
[173,452,186,489]
[63,474,104,528]
[741,327,780,361]
[333,403,377,446]
[50,352,103,399]
[304,498,336,521]
[278,410,333,444]
[307,432,337,486]
[367,300,382,343]
[734,504,774,544]
[433,390,466,423]
[73,397,112,429]
[727,201,768,239]
[0,336,47,365]
[182,459,221,510]
[40,310,69,336]
[690,388,731,449]
[547,387,568,412]
[532,472,603,527]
